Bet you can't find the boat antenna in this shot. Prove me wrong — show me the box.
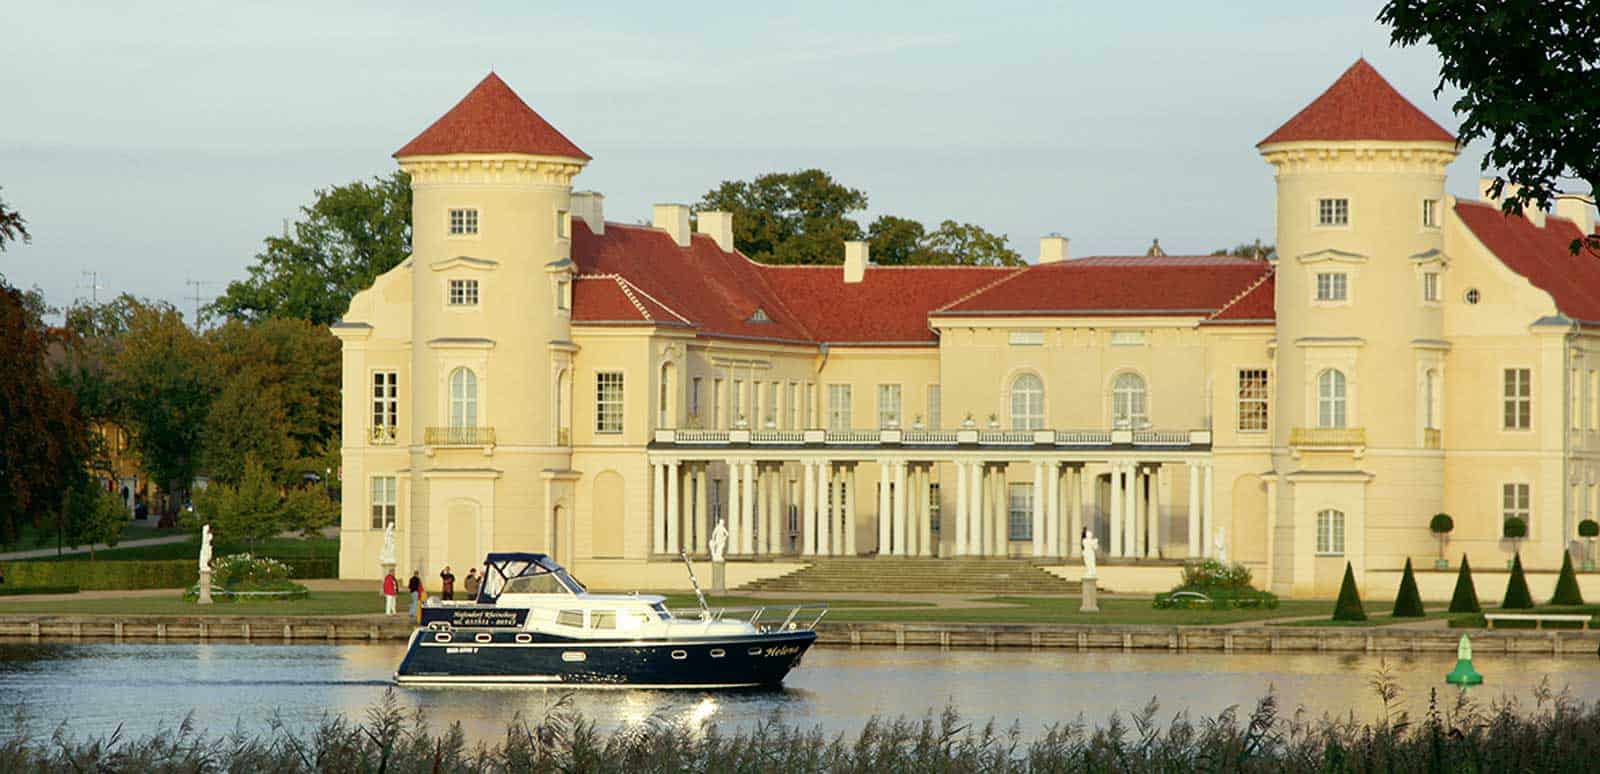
[679,549,710,615]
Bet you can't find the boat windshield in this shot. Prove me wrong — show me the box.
[478,555,587,601]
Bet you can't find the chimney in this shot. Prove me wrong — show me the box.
[652,203,691,247]
[1039,234,1069,264]
[843,241,868,283]
[1555,197,1596,236]
[571,191,604,235]
[697,211,734,252]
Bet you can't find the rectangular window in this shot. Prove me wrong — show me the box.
[787,382,798,429]
[447,279,479,306]
[1007,483,1033,542]
[1317,198,1349,227]
[926,384,942,430]
[1008,331,1044,346]
[689,377,702,420]
[1503,368,1532,430]
[732,379,744,426]
[370,476,397,529]
[1315,509,1345,555]
[595,372,624,434]
[1422,198,1439,228]
[555,278,570,311]
[1422,272,1440,302]
[555,209,569,239]
[765,381,778,426]
[1110,330,1146,347]
[448,208,479,235]
[827,384,852,431]
[750,381,761,427]
[877,384,902,428]
[1574,369,1584,431]
[805,383,815,428]
[1236,369,1269,432]
[1502,483,1530,533]
[712,379,724,429]
[1590,370,1598,430]
[1315,272,1348,302]
[371,371,398,443]
[929,483,941,532]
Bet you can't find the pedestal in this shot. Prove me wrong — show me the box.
[712,561,726,594]
[1079,576,1099,613]
[197,570,213,605]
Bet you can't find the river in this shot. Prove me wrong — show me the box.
[3,641,1598,745]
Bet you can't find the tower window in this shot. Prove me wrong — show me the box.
[448,279,479,306]
[448,208,479,235]
[1422,273,1440,303]
[556,209,570,239]
[1317,198,1349,227]
[1422,198,1440,228]
[1315,272,1348,302]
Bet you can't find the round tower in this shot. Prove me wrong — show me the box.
[1259,60,1458,595]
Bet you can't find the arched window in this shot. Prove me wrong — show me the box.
[449,368,478,428]
[1315,508,1345,555]
[1317,369,1346,428]
[1010,374,1044,430]
[1111,372,1147,429]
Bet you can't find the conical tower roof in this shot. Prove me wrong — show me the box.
[395,73,590,160]
[1258,59,1455,147]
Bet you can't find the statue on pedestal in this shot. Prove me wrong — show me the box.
[710,519,729,564]
[199,524,213,572]
[1214,527,1227,563]
[378,522,397,567]
[1081,528,1099,578]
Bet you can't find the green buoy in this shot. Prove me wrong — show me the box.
[1446,633,1483,686]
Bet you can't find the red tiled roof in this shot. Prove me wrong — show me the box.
[934,256,1274,317]
[570,275,689,325]
[395,73,590,160]
[1205,268,1276,324]
[761,265,1015,343]
[1455,199,1600,322]
[1259,59,1455,147]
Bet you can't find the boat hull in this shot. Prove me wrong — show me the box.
[394,628,816,689]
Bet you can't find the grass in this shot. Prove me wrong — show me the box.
[820,596,1331,625]
[0,591,381,617]
[659,594,933,610]
[1448,604,1600,629]
[30,535,338,562]
[1269,605,1453,627]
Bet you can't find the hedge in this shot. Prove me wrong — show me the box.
[0,585,80,596]
[0,555,335,591]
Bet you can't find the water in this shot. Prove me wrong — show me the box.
[3,642,1599,745]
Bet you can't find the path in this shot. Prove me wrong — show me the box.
[0,534,192,562]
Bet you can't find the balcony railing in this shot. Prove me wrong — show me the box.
[1289,427,1367,448]
[424,426,496,446]
[651,427,1211,450]
[368,425,398,445]
[1133,430,1192,446]
[1423,428,1441,449]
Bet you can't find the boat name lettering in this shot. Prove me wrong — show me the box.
[446,647,480,655]
[763,645,801,657]
[448,610,526,628]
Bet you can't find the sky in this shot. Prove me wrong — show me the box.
[1,0,1499,319]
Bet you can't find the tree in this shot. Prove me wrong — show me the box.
[110,303,216,512]
[1211,242,1277,261]
[0,186,28,251]
[1501,552,1534,610]
[193,458,287,546]
[866,215,926,266]
[1429,513,1454,563]
[1380,0,1600,257]
[1392,557,1426,617]
[210,172,412,325]
[916,220,1023,266]
[62,480,127,560]
[1448,554,1480,613]
[203,318,340,484]
[1332,562,1367,621]
[1550,551,1585,606]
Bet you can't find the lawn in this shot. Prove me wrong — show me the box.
[1447,604,1600,629]
[659,594,932,610]
[0,591,381,617]
[819,596,1332,626]
[31,535,339,562]
[1268,604,1452,627]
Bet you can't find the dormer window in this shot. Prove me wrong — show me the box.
[748,307,770,323]
[448,279,479,306]
[449,208,479,235]
[1317,198,1349,227]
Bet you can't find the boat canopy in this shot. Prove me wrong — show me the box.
[476,553,587,602]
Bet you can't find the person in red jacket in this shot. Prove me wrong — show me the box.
[382,570,398,615]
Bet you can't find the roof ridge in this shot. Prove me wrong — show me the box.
[610,276,653,321]
[1207,266,1276,320]
[931,264,1032,314]
[615,275,693,326]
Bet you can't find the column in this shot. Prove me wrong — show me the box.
[1045,462,1060,558]
[1123,463,1138,559]
[1264,476,1279,589]
[1109,465,1123,558]
[1188,462,1201,558]
[844,465,858,556]
[1145,466,1160,559]
[697,465,711,555]
[1134,467,1147,558]
[815,461,831,555]
[741,461,755,555]
[1031,461,1046,557]
[802,461,816,555]
[831,469,846,556]
[878,460,892,555]
[919,465,934,557]
[651,462,665,554]
[1069,466,1083,557]
[893,460,909,556]
[754,465,768,557]
[954,460,969,556]
[968,461,984,557]
[768,466,782,555]
[1202,462,1215,558]
[666,461,681,553]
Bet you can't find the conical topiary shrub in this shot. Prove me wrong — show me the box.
[1448,554,1481,614]
[1332,561,1367,621]
[1501,552,1535,610]
[1392,557,1426,617]
[1550,551,1585,606]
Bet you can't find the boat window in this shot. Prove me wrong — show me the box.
[590,611,617,630]
[555,610,584,627]
[650,602,672,621]
[618,610,652,630]
[505,574,568,595]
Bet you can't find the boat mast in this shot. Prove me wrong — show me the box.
[678,549,710,615]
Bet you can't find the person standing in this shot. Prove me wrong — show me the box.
[439,566,456,601]
[382,570,398,615]
[463,568,480,601]
[407,570,422,617]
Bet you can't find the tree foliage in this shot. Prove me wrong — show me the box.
[1380,0,1600,256]
[1448,554,1480,613]
[1391,557,1426,617]
[204,318,340,485]
[210,172,412,325]
[62,481,127,560]
[193,458,337,545]
[109,303,216,504]
[1332,561,1367,621]
[697,169,1020,266]
[1210,242,1276,261]
[0,186,28,251]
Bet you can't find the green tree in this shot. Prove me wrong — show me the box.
[1332,561,1367,621]
[1210,242,1276,261]
[193,459,287,546]
[62,480,127,560]
[210,171,412,325]
[916,220,1023,266]
[1550,551,1584,605]
[1501,552,1534,609]
[1380,0,1599,257]
[110,303,216,512]
[696,169,866,265]
[0,186,28,251]
[284,485,338,536]
[866,215,927,265]
[203,318,340,484]
[1448,554,1481,613]
[1392,557,1426,617]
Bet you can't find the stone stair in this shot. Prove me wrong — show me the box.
[737,557,1083,594]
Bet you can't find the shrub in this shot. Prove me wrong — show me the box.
[210,553,292,588]
[1177,559,1255,593]
[1429,513,1454,534]
[1501,552,1534,609]
[1332,562,1366,621]
[1503,517,1527,540]
[1391,557,1425,617]
[1448,554,1481,614]
[1,560,196,590]
[1551,551,1585,606]
[1579,519,1599,539]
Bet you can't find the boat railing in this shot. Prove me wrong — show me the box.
[666,604,828,633]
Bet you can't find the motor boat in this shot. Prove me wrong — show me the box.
[395,552,824,688]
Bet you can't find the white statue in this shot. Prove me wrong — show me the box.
[198,524,213,572]
[1081,529,1099,578]
[1214,527,1227,563]
[709,519,729,563]
[378,522,397,565]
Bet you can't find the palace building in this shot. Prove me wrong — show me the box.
[334,61,1600,597]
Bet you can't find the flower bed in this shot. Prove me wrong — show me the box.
[183,553,309,602]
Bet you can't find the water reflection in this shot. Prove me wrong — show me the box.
[2,642,1598,745]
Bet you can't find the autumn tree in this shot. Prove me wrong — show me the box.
[0,282,89,545]
[109,303,216,512]
[204,318,341,484]
[0,186,28,252]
